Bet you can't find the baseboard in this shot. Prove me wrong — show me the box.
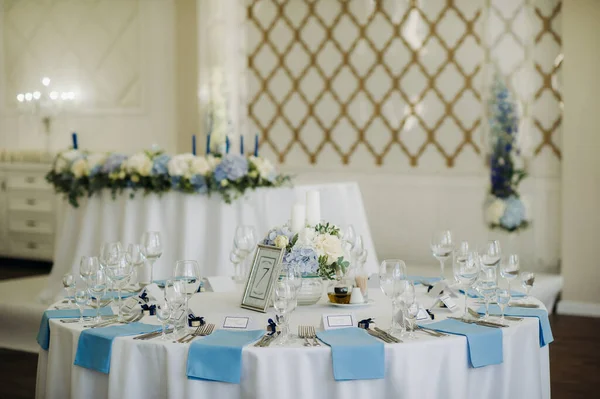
[557,300,600,317]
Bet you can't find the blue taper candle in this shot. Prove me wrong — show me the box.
[254,133,259,157]
[240,135,244,155]
[192,135,196,155]
[72,132,78,150]
[206,134,211,155]
[226,136,230,154]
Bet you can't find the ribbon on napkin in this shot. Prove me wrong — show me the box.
[266,318,279,334]
[358,318,375,329]
[460,288,525,298]
[418,319,503,368]
[188,313,205,327]
[316,327,385,381]
[186,330,264,384]
[141,304,156,315]
[37,308,114,350]
[74,322,161,374]
[477,304,553,347]
[139,291,149,303]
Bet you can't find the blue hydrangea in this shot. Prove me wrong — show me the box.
[170,176,181,188]
[102,154,127,174]
[90,164,102,177]
[213,155,249,182]
[284,246,319,275]
[190,174,208,193]
[500,196,525,230]
[152,154,171,175]
[263,225,294,246]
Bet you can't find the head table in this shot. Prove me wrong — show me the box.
[35,286,550,399]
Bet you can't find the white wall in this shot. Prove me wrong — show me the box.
[559,0,600,316]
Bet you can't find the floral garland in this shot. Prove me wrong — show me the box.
[46,148,292,207]
[484,76,529,233]
[263,222,349,280]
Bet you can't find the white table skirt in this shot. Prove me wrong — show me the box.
[35,288,550,399]
[41,183,378,301]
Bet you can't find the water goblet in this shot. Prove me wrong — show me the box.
[480,240,501,269]
[379,259,407,335]
[165,279,187,337]
[475,268,498,320]
[105,255,133,321]
[125,243,146,288]
[88,267,108,323]
[74,287,89,324]
[156,301,172,340]
[431,230,453,280]
[80,256,100,286]
[453,250,480,317]
[62,273,75,308]
[231,226,256,282]
[141,232,163,285]
[500,254,520,294]
[273,279,295,345]
[173,260,201,330]
[520,272,535,299]
[496,289,511,320]
[100,241,123,268]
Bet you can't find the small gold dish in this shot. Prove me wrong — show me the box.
[327,292,352,305]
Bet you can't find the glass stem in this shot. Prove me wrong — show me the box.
[484,299,490,319]
[149,260,155,285]
[439,259,445,280]
[96,297,100,320]
[79,307,84,324]
[161,322,167,339]
[464,288,468,316]
[117,286,122,320]
[500,304,505,320]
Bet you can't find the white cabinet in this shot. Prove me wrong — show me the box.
[0,163,56,261]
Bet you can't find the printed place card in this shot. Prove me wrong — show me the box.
[121,297,140,313]
[322,313,356,330]
[416,305,431,321]
[427,281,447,298]
[439,294,458,311]
[222,316,251,330]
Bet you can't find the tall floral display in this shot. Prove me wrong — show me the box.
[484,77,529,232]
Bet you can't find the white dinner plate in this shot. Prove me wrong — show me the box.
[327,299,374,308]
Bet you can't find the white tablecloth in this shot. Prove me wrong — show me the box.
[35,288,550,399]
[41,183,378,301]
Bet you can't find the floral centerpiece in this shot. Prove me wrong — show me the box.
[263,222,350,305]
[484,77,530,233]
[46,148,291,207]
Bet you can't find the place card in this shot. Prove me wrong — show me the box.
[121,297,140,313]
[322,313,356,330]
[439,294,458,311]
[206,276,236,293]
[221,316,251,330]
[416,305,431,321]
[427,281,447,298]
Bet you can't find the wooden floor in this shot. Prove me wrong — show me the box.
[0,262,598,399]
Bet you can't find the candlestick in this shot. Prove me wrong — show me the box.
[254,134,259,157]
[72,132,78,150]
[226,136,230,154]
[306,190,321,226]
[291,203,306,233]
[192,135,197,155]
[206,134,211,155]
[240,135,244,155]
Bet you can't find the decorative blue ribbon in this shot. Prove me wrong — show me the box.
[267,318,278,334]
[358,318,375,329]
[188,314,205,327]
[141,304,156,315]
[139,292,149,303]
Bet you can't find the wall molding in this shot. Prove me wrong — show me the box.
[557,300,600,318]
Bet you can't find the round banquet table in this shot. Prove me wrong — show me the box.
[40,182,378,302]
[35,287,550,399]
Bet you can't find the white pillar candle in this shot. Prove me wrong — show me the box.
[306,190,321,226]
[291,203,306,233]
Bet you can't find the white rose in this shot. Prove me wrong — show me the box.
[190,156,210,176]
[168,154,193,177]
[87,153,107,169]
[296,228,316,247]
[250,156,275,180]
[126,153,153,176]
[485,198,506,225]
[206,155,221,170]
[54,150,81,173]
[71,158,89,178]
[313,234,344,265]
[274,235,289,249]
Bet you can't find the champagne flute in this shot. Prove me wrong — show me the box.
[500,254,520,295]
[105,255,133,321]
[379,259,407,335]
[125,243,146,288]
[173,260,201,331]
[62,273,75,308]
[431,230,453,280]
[453,250,480,317]
[496,289,511,320]
[520,272,535,299]
[141,232,163,285]
[74,287,89,324]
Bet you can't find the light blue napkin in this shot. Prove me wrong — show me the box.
[89,291,137,300]
[419,319,503,368]
[316,327,385,381]
[187,330,264,384]
[74,322,161,374]
[460,288,525,298]
[407,276,442,285]
[477,304,553,347]
[37,308,114,350]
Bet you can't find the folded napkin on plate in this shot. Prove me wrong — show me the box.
[407,276,442,285]
[187,330,264,384]
[477,304,553,347]
[316,327,385,381]
[419,319,503,368]
[37,308,114,350]
[460,288,525,298]
[74,322,161,374]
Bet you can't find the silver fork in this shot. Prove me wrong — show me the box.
[298,326,312,347]
[308,326,321,346]
[176,324,203,343]
[468,307,522,322]
[182,323,215,343]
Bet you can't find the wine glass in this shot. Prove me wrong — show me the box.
[480,240,501,269]
[156,300,172,341]
[453,250,480,317]
[342,225,357,249]
[500,254,520,295]
[452,241,470,284]
[379,259,407,335]
[125,243,146,288]
[475,268,498,320]
[231,226,256,282]
[400,281,417,338]
[141,232,163,285]
[100,241,123,268]
[520,272,535,299]
[165,279,187,337]
[431,230,453,280]
[496,289,511,320]
[173,260,201,330]
[62,273,75,308]
[104,255,133,321]
[74,286,89,324]
[88,267,108,323]
[281,263,302,295]
[273,279,295,345]
[80,256,100,286]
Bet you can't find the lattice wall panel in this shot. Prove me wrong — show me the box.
[246,0,561,168]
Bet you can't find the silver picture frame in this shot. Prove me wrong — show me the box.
[241,244,285,313]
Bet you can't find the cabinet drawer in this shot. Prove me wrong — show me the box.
[8,212,54,235]
[6,174,51,191]
[9,237,54,260]
[7,193,54,212]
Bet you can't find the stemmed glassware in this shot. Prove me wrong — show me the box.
[520,272,535,299]
[500,254,520,294]
[141,232,163,285]
[80,256,100,286]
[100,242,123,268]
[88,266,108,323]
[453,250,480,316]
[230,226,256,283]
[496,289,511,320]
[74,286,89,324]
[156,300,172,341]
[62,273,75,308]
[104,255,133,321]
[475,267,498,320]
[431,230,453,280]
[400,281,417,338]
[165,279,187,337]
[281,263,302,295]
[173,260,201,331]
[379,259,407,335]
[125,243,146,288]
[273,279,296,345]
[480,240,501,269]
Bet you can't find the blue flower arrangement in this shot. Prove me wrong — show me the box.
[46,148,292,207]
[485,76,530,232]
